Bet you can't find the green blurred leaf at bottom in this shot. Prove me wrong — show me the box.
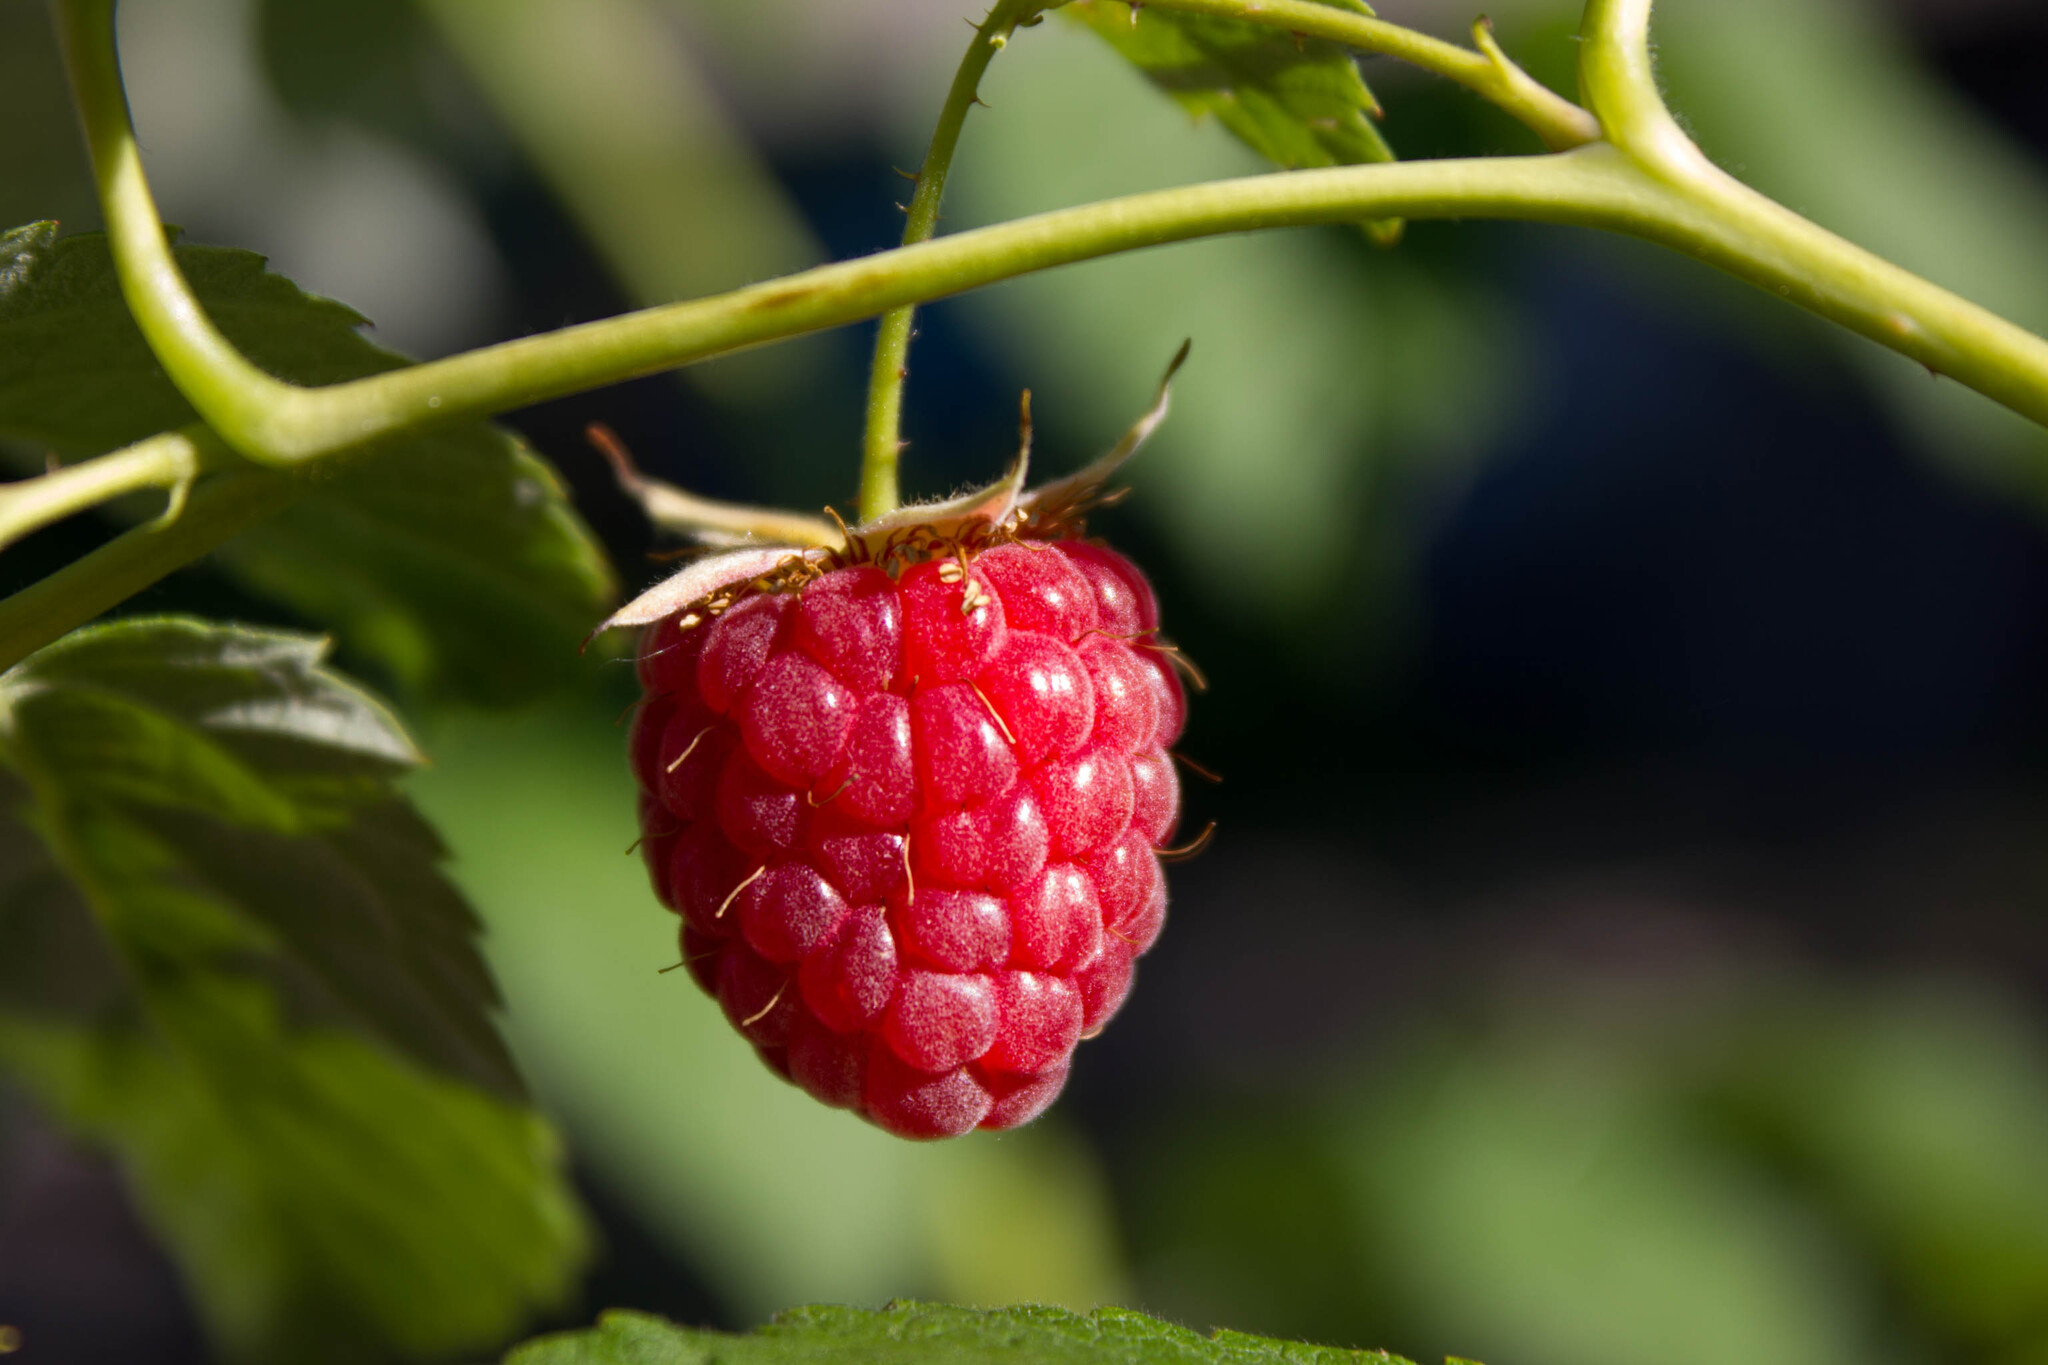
[0,618,588,1363]
[508,1303,1424,1365]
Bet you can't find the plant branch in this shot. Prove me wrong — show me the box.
[860,1,1041,523]
[49,0,2048,482]
[1131,0,1600,152]
[0,467,301,674]
[0,428,227,555]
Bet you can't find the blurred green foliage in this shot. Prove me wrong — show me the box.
[0,619,586,1362]
[1117,982,2048,1365]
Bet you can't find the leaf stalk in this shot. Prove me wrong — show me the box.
[0,468,301,674]
[0,428,226,555]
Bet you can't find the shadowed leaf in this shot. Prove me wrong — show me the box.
[1064,0,1400,241]
[0,221,615,706]
[0,617,587,1362]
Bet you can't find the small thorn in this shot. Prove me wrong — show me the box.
[665,727,712,774]
[739,979,790,1028]
[1157,822,1218,862]
[718,864,766,918]
[807,776,854,808]
[893,165,921,181]
[968,679,1017,745]
[1139,638,1209,692]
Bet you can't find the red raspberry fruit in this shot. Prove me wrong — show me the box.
[632,537,1185,1139]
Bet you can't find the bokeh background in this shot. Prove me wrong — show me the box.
[7,0,2048,1361]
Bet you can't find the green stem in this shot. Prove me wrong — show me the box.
[52,0,309,461]
[1131,0,1601,151]
[0,468,299,673]
[49,0,2048,484]
[0,428,224,554]
[1577,0,1675,160]
[859,1,1037,524]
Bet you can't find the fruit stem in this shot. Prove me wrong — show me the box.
[858,1,1042,525]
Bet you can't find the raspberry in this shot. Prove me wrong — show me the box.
[630,535,1186,1139]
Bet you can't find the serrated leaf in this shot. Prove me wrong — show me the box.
[508,1303,1426,1365]
[0,616,587,1362]
[1064,0,1400,241]
[0,221,616,706]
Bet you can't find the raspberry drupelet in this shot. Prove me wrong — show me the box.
[631,534,1185,1139]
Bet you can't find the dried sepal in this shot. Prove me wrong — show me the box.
[589,422,841,549]
[599,545,824,633]
[1014,339,1186,532]
[596,343,1188,637]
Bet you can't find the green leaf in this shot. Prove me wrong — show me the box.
[0,221,616,706]
[0,616,588,1362]
[1063,0,1400,242]
[0,766,127,1018]
[508,1303,1427,1365]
